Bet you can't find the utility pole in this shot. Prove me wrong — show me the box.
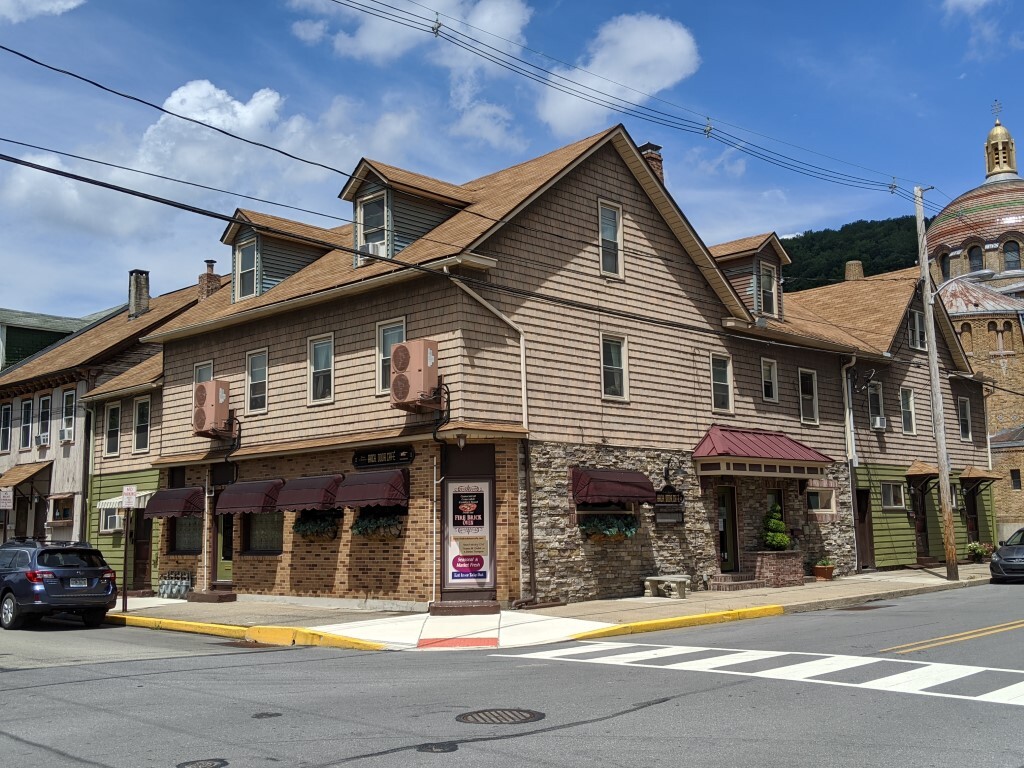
[915,186,960,581]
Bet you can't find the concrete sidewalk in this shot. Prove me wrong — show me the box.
[105,563,994,651]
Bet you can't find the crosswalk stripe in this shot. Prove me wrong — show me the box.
[661,649,789,671]
[512,641,636,659]
[975,680,1024,704]
[859,663,986,692]
[583,646,709,664]
[748,654,879,680]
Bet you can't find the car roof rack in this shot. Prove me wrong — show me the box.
[0,537,93,549]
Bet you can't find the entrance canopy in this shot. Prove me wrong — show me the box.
[333,468,409,508]
[693,425,833,477]
[144,487,205,518]
[276,474,345,512]
[0,460,52,488]
[905,460,939,477]
[215,479,285,515]
[97,491,155,510]
[570,468,656,505]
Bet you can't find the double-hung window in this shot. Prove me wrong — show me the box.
[235,240,257,300]
[308,334,334,404]
[908,310,927,351]
[759,264,777,316]
[37,395,51,444]
[881,482,906,509]
[61,390,75,441]
[359,194,387,248]
[19,400,32,450]
[0,404,11,452]
[799,369,818,424]
[598,201,623,277]
[761,358,778,402]
[958,397,972,440]
[868,381,884,426]
[711,353,733,412]
[104,403,120,457]
[134,396,150,452]
[601,334,627,399]
[377,319,405,394]
[246,350,268,414]
[900,387,916,434]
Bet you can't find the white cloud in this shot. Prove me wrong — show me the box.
[942,0,998,14]
[0,0,84,24]
[537,13,700,137]
[684,146,747,179]
[450,102,526,152]
[292,19,327,44]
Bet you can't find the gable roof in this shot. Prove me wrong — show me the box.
[709,232,792,266]
[0,308,87,334]
[220,209,354,248]
[147,125,751,343]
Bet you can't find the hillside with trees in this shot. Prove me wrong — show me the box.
[780,216,920,291]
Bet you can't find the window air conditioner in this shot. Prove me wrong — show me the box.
[870,415,887,431]
[34,433,50,447]
[103,514,125,533]
[355,241,385,267]
[58,428,74,443]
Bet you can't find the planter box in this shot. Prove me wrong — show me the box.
[754,550,805,588]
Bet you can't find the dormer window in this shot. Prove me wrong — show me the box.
[235,240,257,300]
[759,264,777,316]
[356,193,389,266]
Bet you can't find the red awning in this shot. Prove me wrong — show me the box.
[276,474,345,512]
[571,468,656,505]
[215,479,285,515]
[144,487,205,519]
[693,425,833,463]
[333,469,409,508]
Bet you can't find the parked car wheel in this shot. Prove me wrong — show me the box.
[1,593,24,630]
[81,609,106,628]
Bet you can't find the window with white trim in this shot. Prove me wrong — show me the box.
[235,240,257,300]
[376,319,405,394]
[868,381,884,423]
[900,387,916,434]
[194,361,213,384]
[761,358,778,402]
[958,397,972,441]
[246,350,268,414]
[308,334,334,404]
[601,334,627,399]
[19,400,32,450]
[908,309,927,351]
[881,482,906,509]
[133,396,150,453]
[103,403,120,457]
[759,264,777,316]
[61,389,75,439]
[358,193,387,248]
[799,369,818,424]
[0,403,11,452]
[37,395,51,443]
[806,488,834,512]
[711,353,733,412]
[598,201,623,277]
[101,505,124,533]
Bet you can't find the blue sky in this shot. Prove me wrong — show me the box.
[0,0,1021,315]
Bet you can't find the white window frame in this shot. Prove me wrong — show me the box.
[235,239,258,300]
[19,399,32,450]
[100,506,124,533]
[798,368,819,425]
[61,389,76,439]
[246,349,269,415]
[806,488,835,512]
[103,402,120,458]
[133,395,151,453]
[900,387,916,435]
[867,381,885,422]
[308,333,334,405]
[600,333,629,400]
[761,358,778,403]
[908,309,927,351]
[881,482,906,510]
[958,396,972,441]
[358,192,388,248]
[598,200,624,278]
[759,263,777,316]
[0,403,11,452]
[194,361,213,384]
[37,395,51,443]
[710,352,733,414]
[376,318,405,395]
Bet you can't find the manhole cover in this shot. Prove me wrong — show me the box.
[456,709,545,725]
[177,760,228,768]
[417,742,459,753]
[252,712,282,719]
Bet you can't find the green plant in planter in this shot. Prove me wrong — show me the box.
[815,557,834,567]
[761,503,790,551]
[965,541,994,562]
[578,514,639,540]
[351,512,403,538]
[292,513,339,539]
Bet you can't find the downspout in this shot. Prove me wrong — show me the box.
[80,397,95,544]
[841,355,859,572]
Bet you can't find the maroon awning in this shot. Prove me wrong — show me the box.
[333,468,409,508]
[215,479,285,515]
[693,425,833,463]
[571,468,656,505]
[144,487,204,519]
[276,474,345,512]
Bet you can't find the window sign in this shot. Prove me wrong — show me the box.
[443,479,494,589]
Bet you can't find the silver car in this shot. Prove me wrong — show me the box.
[990,528,1024,584]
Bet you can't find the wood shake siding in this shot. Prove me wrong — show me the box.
[90,390,162,474]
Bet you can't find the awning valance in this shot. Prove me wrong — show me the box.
[333,469,409,508]
[0,461,52,488]
[571,468,656,505]
[276,474,345,512]
[97,491,155,509]
[215,479,285,515]
[144,487,205,518]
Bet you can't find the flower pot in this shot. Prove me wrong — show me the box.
[812,565,835,581]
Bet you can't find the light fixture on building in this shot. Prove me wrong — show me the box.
[456,433,467,450]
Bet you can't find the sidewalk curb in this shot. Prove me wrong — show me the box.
[569,606,786,640]
[105,614,386,651]
[779,574,990,614]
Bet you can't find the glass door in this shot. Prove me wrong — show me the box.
[718,487,738,572]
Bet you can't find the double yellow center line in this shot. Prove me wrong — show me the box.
[880,619,1024,654]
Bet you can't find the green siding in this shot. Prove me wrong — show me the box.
[3,326,69,369]
[87,470,160,589]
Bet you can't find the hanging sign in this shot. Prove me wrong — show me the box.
[443,479,494,589]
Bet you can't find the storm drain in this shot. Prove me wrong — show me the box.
[252,712,282,719]
[417,742,459,753]
[456,709,545,725]
[176,760,228,768]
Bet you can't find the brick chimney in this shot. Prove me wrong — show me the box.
[845,261,865,281]
[638,142,664,185]
[197,260,220,301]
[128,269,150,318]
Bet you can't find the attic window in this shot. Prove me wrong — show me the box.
[759,264,777,316]
[235,240,257,300]
[356,193,388,265]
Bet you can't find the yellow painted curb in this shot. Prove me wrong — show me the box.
[570,605,786,641]
[106,614,247,639]
[245,625,300,646]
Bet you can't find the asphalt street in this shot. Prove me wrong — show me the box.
[1,585,1023,768]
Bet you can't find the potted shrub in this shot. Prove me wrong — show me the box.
[292,512,339,542]
[966,541,995,563]
[351,511,404,540]
[761,503,791,551]
[812,557,835,580]
[579,513,639,542]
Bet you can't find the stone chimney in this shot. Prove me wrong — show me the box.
[128,269,150,318]
[197,260,220,301]
[845,261,865,281]
[638,142,664,185]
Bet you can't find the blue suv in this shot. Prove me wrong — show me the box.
[0,538,118,629]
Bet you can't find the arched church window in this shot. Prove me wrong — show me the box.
[969,246,984,272]
[939,253,950,281]
[988,320,1000,352]
[1004,321,1015,352]
[1005,241,1021,272]
[960,323,973,354]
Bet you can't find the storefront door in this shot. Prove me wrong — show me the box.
[718,487,738,572]
[914,488,930,559]
[964,488,980,544]
[215,514,233,582]
[132,514,153,590]
[854,489,875,570]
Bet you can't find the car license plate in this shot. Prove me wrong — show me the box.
[69,578,88,588]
